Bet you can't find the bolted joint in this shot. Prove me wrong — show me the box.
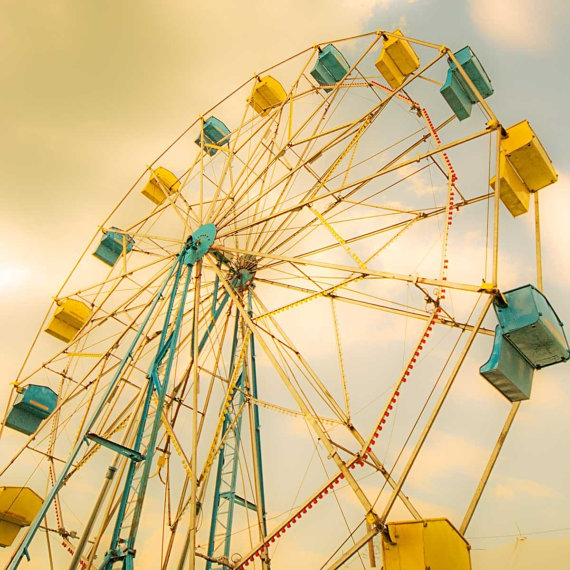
[366,510,383,531]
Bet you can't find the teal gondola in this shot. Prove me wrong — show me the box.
[310,44,350,92]
[480,285,570,401]
[440,46,493,120]
[6,385,58,435]
[195,117,231,156]
[93,228,134,267]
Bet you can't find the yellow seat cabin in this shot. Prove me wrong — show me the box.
[141,167,181,205]
[375,29,420,89]
[382,518,472,570]
[0,487,43,548]
[492,153,530,217]
[491,120,558,217]
[249,76,287,116]
[44,299,91,343]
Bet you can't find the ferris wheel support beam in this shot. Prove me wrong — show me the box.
[67,463,119,570]
[204,304,270,569]
[156,291,234,569]
[102,226,217,568]
[188,260,203,570]
[85,260,223,564]
[205,291,270,569]
[106,263,194,569]
[534,192,543,291]
[178,310,261,569]
[213,245,488,295]
[246,296,270,546]
[460,191,544,535]
[379,296,493,523]
[459,401,520,535]
[491,127,502,286]
[205,314,247,568]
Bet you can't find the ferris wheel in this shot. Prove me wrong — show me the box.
[1,29,568,570]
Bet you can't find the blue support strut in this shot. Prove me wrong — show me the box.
[205,289,268,568]
[102,256,192,568]
[102,224,217,568]
[248,290,268,539]
[206,315,244,568]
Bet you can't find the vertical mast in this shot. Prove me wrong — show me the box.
[206,267,268,569]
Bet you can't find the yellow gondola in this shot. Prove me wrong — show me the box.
[0,487,43,548]
[44,299,91,343]
[141,167,181,205]
[248,76,287,116]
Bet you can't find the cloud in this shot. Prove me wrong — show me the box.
[468,0,556,52]
[0,265,31,294]
[527,368,568,409]
[452,353,508,406]
[396,162,447,197]
[407,430,489,491]
[493,476,558,500]
[472,535,570,570]
[339,0,390,21]
[338,0,412,21]
[270,539,327,570]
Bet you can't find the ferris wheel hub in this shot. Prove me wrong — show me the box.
[182,223,217,265]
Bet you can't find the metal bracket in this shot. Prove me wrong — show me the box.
[86,433,145,462]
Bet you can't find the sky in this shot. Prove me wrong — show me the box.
[1,0,570,568]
